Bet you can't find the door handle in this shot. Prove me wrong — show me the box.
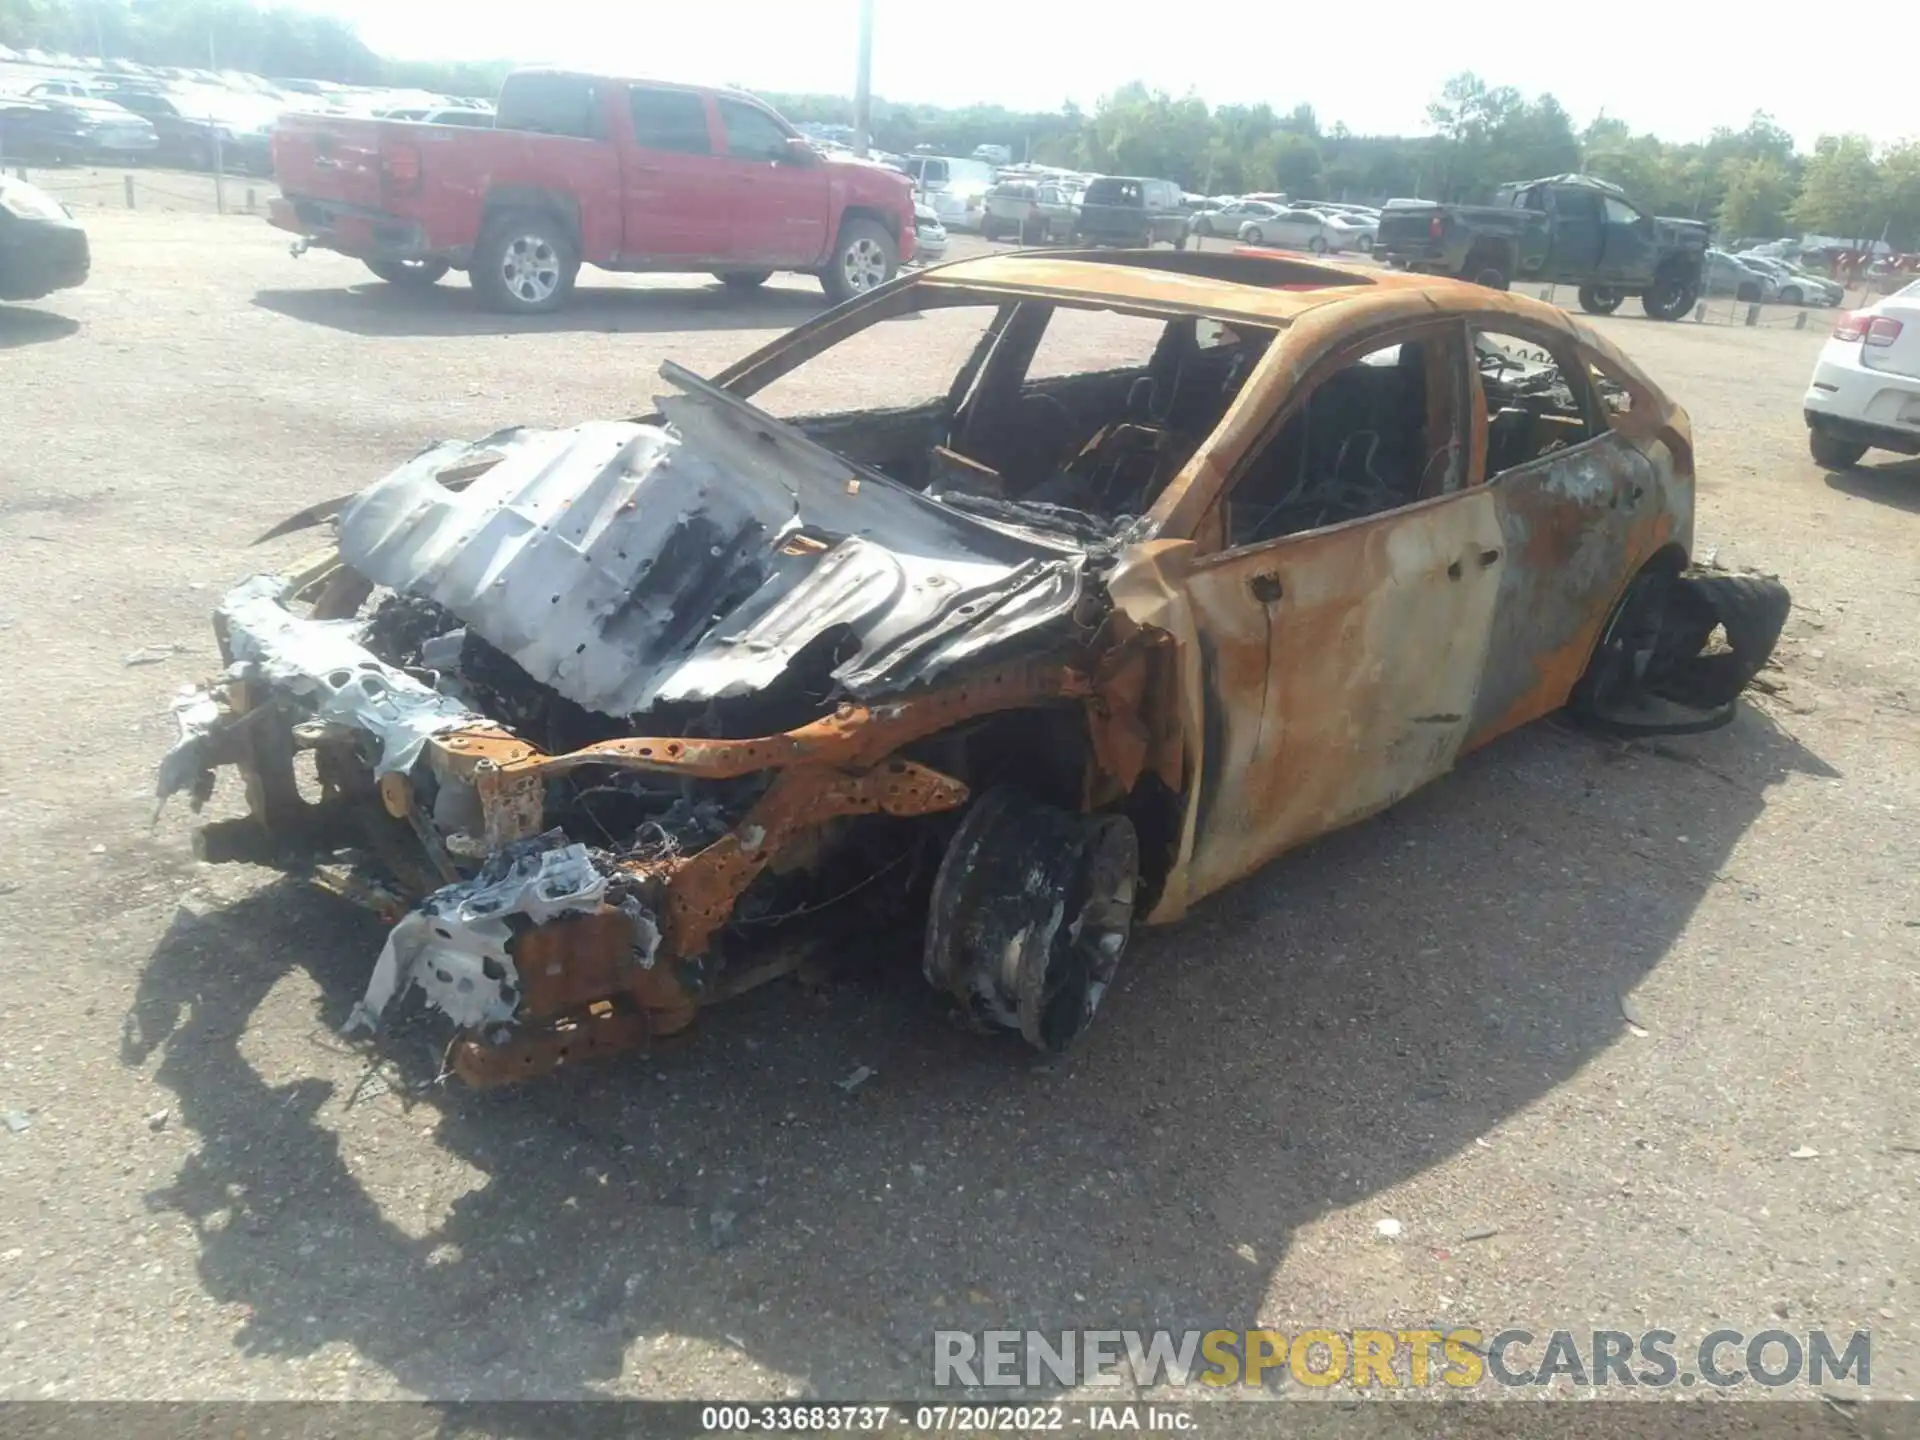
[1248,571,1283,604]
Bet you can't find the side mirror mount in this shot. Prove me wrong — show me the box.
[781,136,817,166]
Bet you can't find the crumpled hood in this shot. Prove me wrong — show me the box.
[336,378,1092,718]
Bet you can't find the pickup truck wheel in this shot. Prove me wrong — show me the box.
[364,258,450,288]
[1466,254,1511,290]
[1808,427,1868,469]
[716,270,772,291]
[1640,274,1698,321]
[1577,284,1623,315]
[471,214,577,315]
[820,219,897,304]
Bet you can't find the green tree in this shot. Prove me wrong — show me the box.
[1791,134,1881,238]
[1875,141,1920,250]
[1717,155,1797,238]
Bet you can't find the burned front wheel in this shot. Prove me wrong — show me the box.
[923,787,1138,1055]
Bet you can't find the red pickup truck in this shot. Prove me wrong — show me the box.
[269,69,917,314]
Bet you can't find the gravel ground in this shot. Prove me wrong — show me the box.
[0,209,1915,1405]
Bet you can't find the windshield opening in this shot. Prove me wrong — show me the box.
[723,293,1278,530]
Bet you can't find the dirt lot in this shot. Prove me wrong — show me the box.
[1,208,1916,1404]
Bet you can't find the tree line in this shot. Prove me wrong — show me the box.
[5,0,1915,246]
[771,75,1920,249]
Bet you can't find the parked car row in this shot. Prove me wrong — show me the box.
[0,90,157,163]
[1731,251,1842,307]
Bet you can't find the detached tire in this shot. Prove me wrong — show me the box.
[1578,284,1623,315]
[1809,427,1868,470]
[469,212,577,315]
[364,258,450,288]
[819,217,898,304]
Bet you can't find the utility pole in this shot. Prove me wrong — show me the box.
[853,0,874,158]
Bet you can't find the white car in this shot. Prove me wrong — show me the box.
[1803,280,1920,468]
[1737,254,1842,307]
[1238,206,1363,254]
[900,154,996,233]
[1188,198,1284,238]
[911,201,949,263]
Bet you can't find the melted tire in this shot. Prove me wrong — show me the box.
[923,786,1138,1055]
[1569,566,1791,737]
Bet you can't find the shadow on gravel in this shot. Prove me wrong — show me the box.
[1823,459,1920,514]
[0,306,80,349]
[124,707,1836,1401]
[251,279,830,339]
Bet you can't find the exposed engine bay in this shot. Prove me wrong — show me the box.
[157,361,1187,1084]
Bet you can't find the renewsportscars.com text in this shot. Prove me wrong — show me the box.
[933,1327,1871,1390]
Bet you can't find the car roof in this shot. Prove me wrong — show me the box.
[911,248,1593,331]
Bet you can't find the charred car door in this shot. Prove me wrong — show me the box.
[1462,319,1671,743]
[1173,320,1508,900]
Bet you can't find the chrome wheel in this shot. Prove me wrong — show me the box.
[499,234,562,306]
[840,235,889,293]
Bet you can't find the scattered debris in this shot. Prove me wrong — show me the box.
[707,1208,740,1250]
[1374,1218,1403,1239]
[835,1065,876,1094]
[122,643,184,667]
[1618,992,1646,1028]
[145,1109,169,1132]
[1462,1226,1499,1243]
[1789,1145,1821,1160]
[3,1110,30,1134]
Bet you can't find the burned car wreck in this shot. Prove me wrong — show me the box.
[158,250,1790,1084]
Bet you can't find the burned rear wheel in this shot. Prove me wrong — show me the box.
[1569,564,1792,737]
[923,786,1138,1055]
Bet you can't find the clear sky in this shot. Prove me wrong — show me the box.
[316,0,1906,151]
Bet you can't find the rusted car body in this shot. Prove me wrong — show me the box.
[158,250,1786,1084]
